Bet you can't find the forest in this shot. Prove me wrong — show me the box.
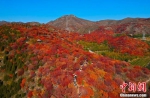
[0,23,150,98]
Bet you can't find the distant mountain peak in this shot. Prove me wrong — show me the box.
[62,14,76,17]
[47,15,98,33]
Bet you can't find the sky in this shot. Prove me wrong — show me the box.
[0,0,150,23]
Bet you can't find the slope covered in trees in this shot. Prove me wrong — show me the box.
[0,24,150,98]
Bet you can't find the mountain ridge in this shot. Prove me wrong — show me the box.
[1,15,150,34]
[47,15,150,34]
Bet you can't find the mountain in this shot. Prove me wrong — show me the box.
[0,21,41,26]
[47,15,150,34]
[0,21,9,25]
[1,15,150,34]
[47,15,99,34]
[26,22,41,26]
[97,18,150,34]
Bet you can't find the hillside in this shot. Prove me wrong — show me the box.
[0,23,150,98]
[97,18,150,34]
[97,18,140,26]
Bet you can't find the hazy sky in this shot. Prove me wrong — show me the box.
[0,0,150,23]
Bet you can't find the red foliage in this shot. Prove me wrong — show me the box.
[29,71,36,78]
[108,92,119,98]
[3,24,149,98]
[142,67,150,74]
[20,78,26,88]
[28,90,33,98]
[8,74,13,78]
[83,29,113,44]
[81,27,149,56]
[79,86,94,98]
[108,35,149,56]
[114,77,124,85]
[17,68,24,76]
